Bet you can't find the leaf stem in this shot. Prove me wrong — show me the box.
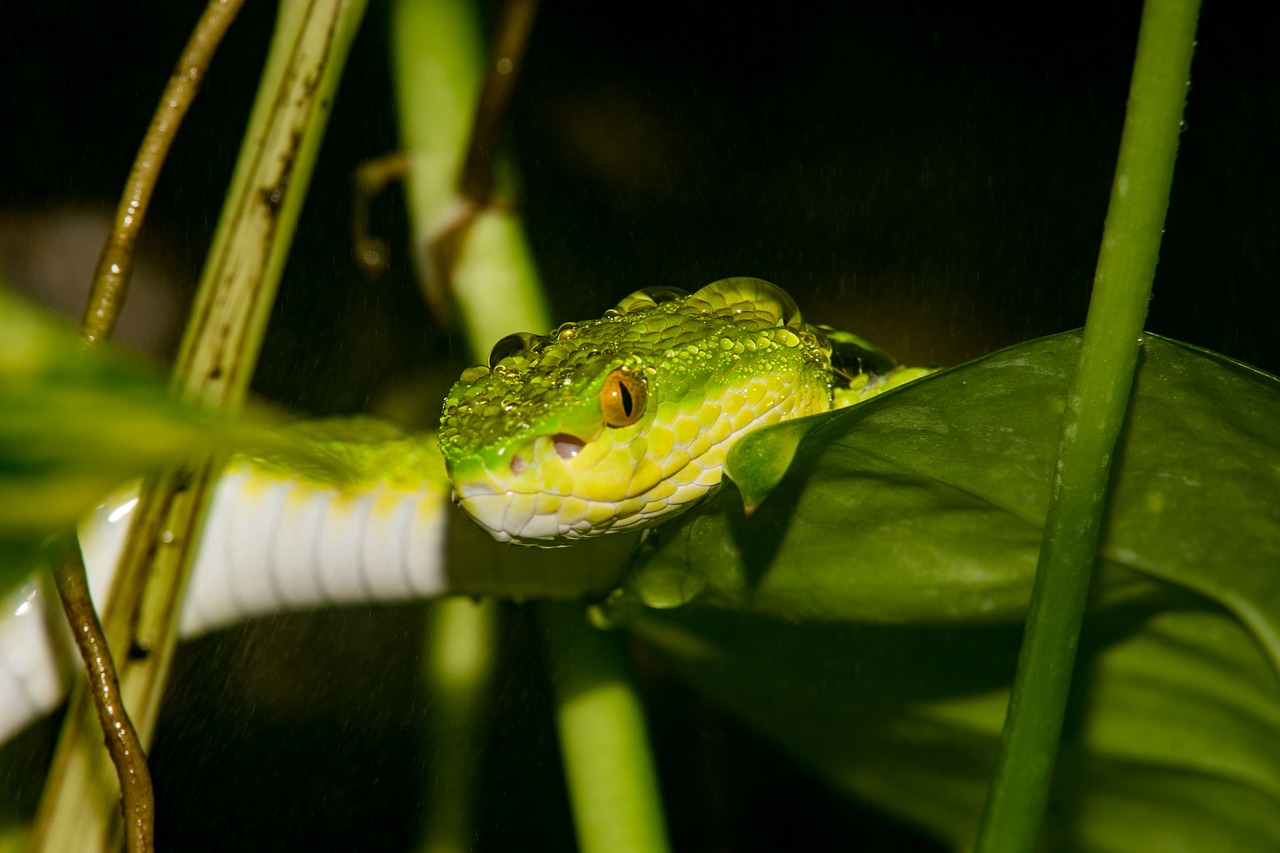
[391,0,549,341]
[974,1,1202,850]
[541,604,672,853]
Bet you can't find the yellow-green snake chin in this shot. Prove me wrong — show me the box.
[439,278,835,546]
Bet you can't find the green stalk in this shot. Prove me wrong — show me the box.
[391,0,549,346]
[391,5,508,850]
[416,598,499,853]
[541,603,672,853]
[973,1,1201,850]
[392,3,667,849]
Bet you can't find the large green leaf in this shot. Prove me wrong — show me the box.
[625,604,1280,851]
[623,332,1280,667]
[615,330,1280,848]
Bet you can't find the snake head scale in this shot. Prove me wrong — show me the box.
[438,278,836,545]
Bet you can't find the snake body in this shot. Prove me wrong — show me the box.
[1,279,921,741]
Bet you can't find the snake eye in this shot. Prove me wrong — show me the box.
[599,367,647,427]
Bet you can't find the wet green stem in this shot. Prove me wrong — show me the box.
[417,598,499,853]
[973,0,1202,850]
[541,604,671,853]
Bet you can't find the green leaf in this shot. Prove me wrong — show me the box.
[623,332,1280,660]
[0,288,285,596]
[619,328,1280,847]
[722,415,805,512]
[624,604,1280,850]
[1093,338,1280,671]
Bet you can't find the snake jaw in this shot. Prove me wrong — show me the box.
[447,424,601,543]
[447,409,719,545]
[448,391,701,544]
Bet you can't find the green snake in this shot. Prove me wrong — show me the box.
[2,278,927,740]
[439,277,926,544]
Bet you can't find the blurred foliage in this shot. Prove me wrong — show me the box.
[0,286,273,599]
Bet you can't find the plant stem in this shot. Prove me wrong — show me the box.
[82,0,247,346]
[393,5,667,850]
[541,603,672,853]
[43,4,249,848]
[973,1,1201,850]
[48,536,154,853]
[417,598,499,853]
[456,0,541,206]
[33,2,370,848]
[391,0,549,340]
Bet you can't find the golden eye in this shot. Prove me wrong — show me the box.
[599,367,647,427]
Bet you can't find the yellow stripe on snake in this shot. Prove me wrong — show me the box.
[0,278,929,741]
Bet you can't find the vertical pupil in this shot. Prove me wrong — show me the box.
[619,382,633,416]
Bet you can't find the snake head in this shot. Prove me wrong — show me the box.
[438,278,832,545]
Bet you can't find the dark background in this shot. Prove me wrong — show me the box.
[1,0,1275,849]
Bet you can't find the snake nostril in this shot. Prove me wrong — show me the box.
[510,455,527,474]
[551,433,586,459]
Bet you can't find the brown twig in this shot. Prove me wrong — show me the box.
[417,0,541,326]
[351,151,413,277]
[457,0,541,205]
[49,536,155,853]
[82,0,247,345]
[38,2,369,847]
[42,2,247,851]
